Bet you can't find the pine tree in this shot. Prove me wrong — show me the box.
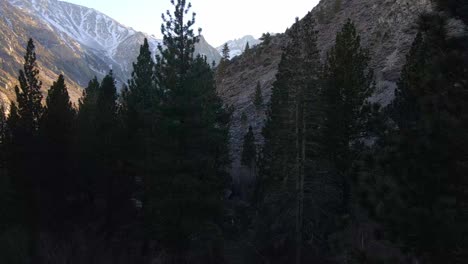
[96,72,118,131]
[79,77,100,111]
[241,126,257,201]
[244,41,250,53]
[217,43,230,76]
[0,106,7,234]
[76,77,100,147]
[5,104,20,206]
[156,0,200,85]
[77,72,132,237]
[0,103,28,264]
[241,126,256,168]
[95,71,132,237]
[320,19,374,212]
[253,81,263,109]
[7,38,44,262]
[42,75,75,145]
[123,38,158,155]
[6,104,20,165]
[122,38,159,251]
[126,38,157,112]
[150,1,230,260]
[41,74,76,227]
[360,13,468,262]
[256,17,325,263]
[260,32,272,46]
[76,77,101,209]
[0,104,6,171]
[77,77,100,141]
[15,38,43,135]
[222,43,230,61]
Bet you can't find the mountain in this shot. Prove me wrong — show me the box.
[216,35,261,58]
[215,0,435,190]
[195,35,222,65]
[0,0,221,106]
[215,0,448,260]
[0,0,92,105]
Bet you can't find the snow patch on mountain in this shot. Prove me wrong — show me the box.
[7,0,164,82]
[9,0,140,57]
[216,35,261,58]
[6,0,219,84]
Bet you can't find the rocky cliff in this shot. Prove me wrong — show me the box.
[312,0,432,104]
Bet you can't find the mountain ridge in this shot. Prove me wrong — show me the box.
[0,0,221,107]
[216,35,261,58]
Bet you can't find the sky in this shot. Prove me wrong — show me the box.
[64,0,320,47]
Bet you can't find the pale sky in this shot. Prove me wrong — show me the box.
[63,0,320,47]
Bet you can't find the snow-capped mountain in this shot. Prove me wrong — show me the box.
[10,0,144,56]
[216,35,261,58]
[0,0,221,106]
[7,0,164,81]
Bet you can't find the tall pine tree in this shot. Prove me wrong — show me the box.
[150,1,230,261]
[256,17,327,263]
[76,77,101,211]
[121,38,159,254]
[244,42,250,53]
[122,38,158,177]
[320,20,374,213]
[14,39,43,135]
[40,74,76,228]
[96,71,132,238]
[221,43,230,61]
[8,38,44,263]
[218,43,230,76]
[260,32,272,46]
[360,13,468,262]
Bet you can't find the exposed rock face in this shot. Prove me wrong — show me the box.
[312,0,432,105]
[216,0,433,185]
[0,0,89,106]
[195,35,222,65]
[216,36,286,190]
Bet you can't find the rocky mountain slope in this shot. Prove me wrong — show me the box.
[216,0,434,187]
[196,35,222,65]
[0,0,221,107]
[0,0,90,105]
[216,37,286,189]
[312,0,432,104]
[216,35,261,58]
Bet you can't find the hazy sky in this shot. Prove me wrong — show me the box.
[64,0,320,47]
